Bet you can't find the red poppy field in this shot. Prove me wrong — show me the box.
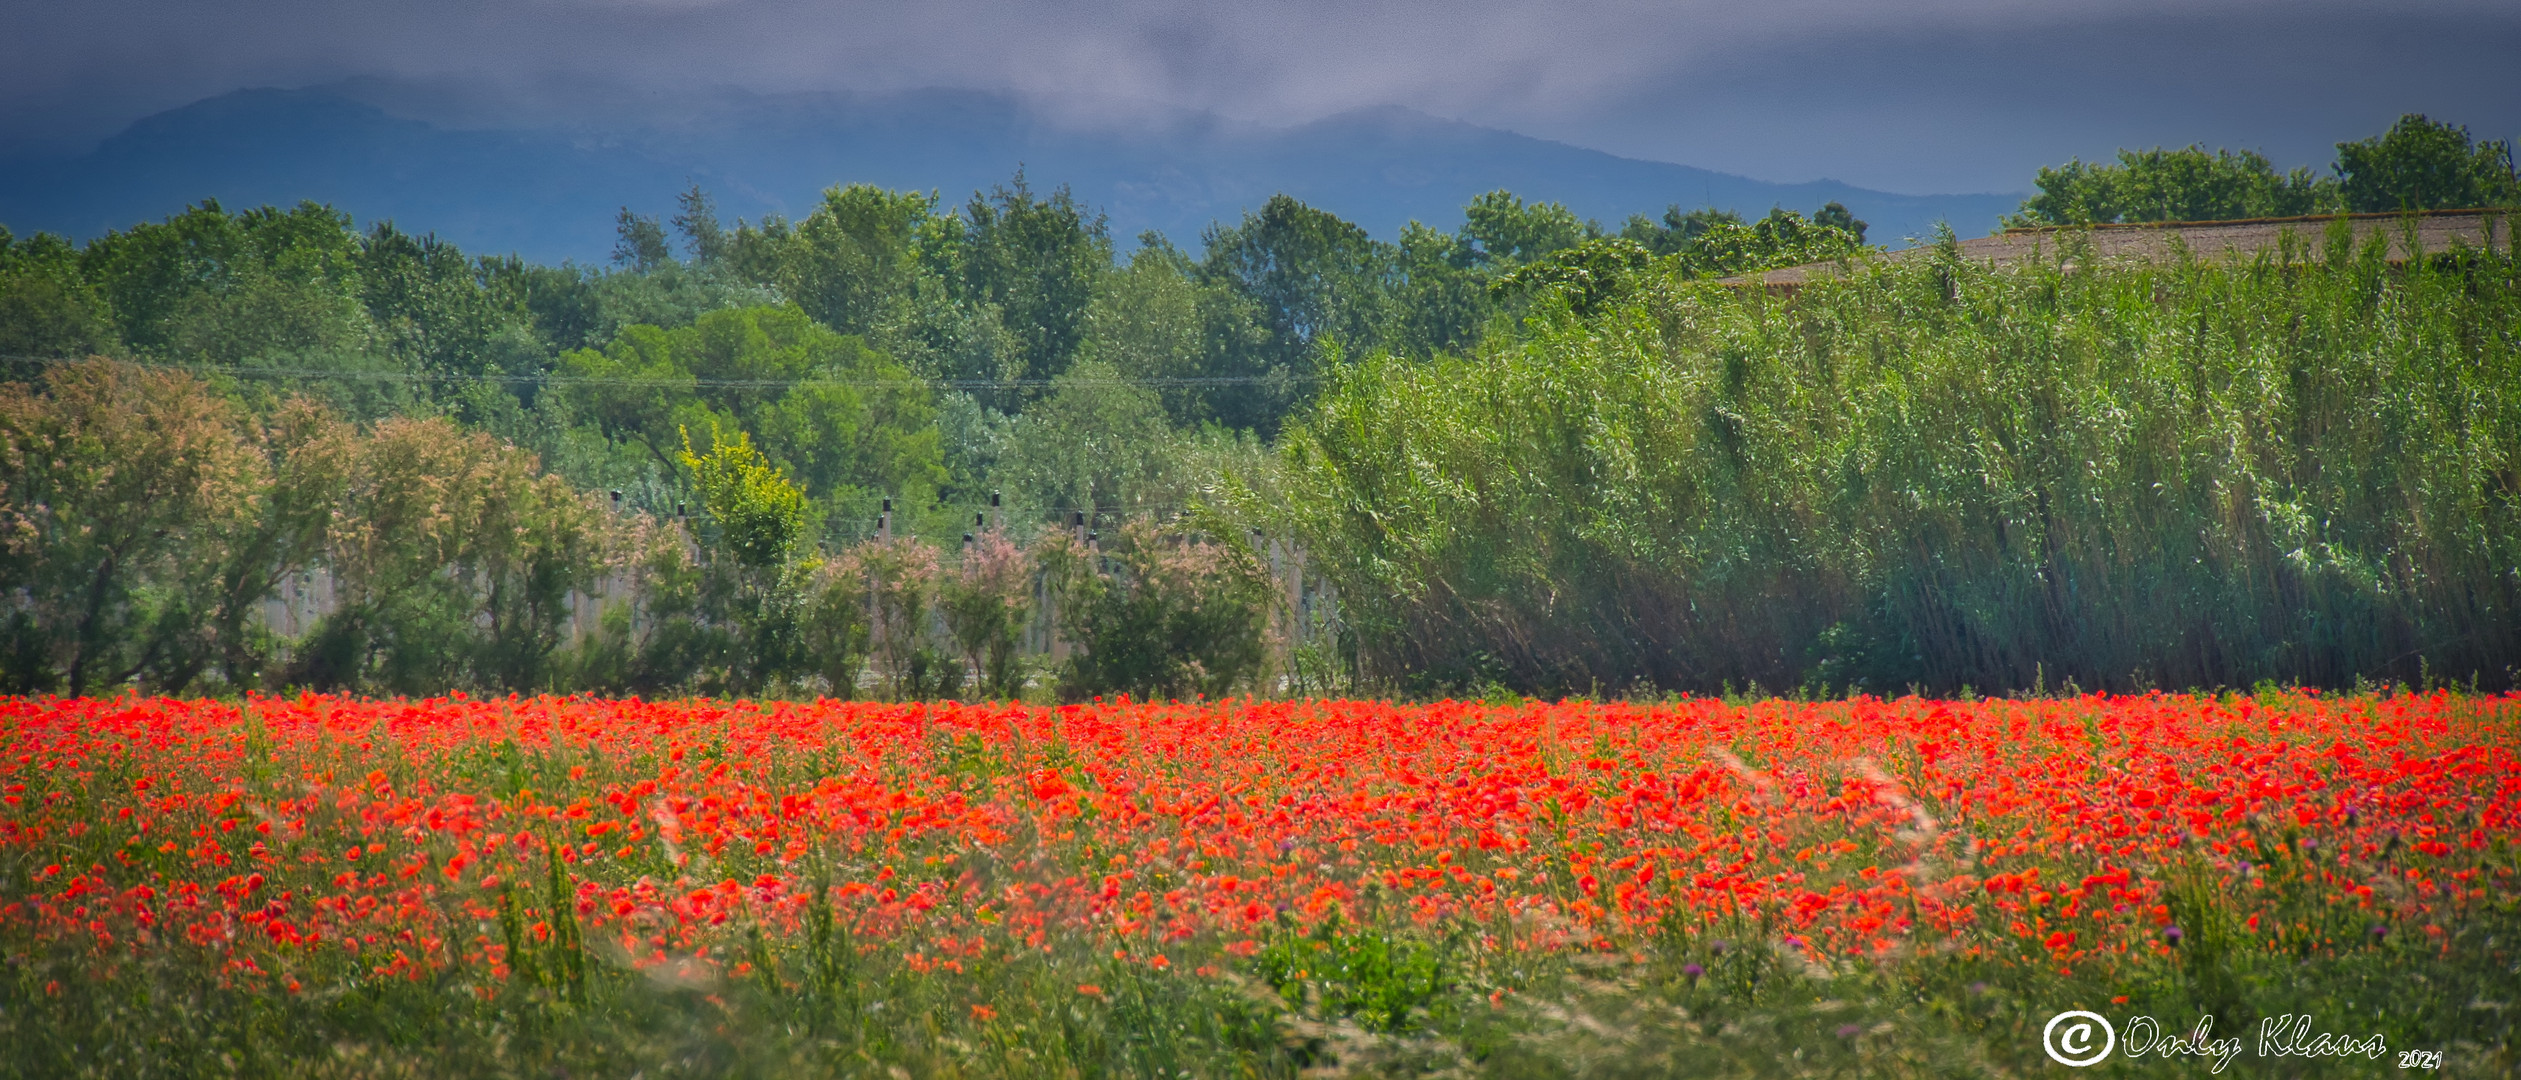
[4,690,2517,1078]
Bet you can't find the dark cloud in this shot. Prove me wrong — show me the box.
[1547,2,2521,191]
[4,0,2515,192]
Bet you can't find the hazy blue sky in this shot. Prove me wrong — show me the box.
[6,0,2516,193]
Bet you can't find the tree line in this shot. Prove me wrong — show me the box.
[2008,113,2519,226]
[0,356,1283,699]
[0,112,2513,698]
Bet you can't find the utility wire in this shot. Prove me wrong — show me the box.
[0,354,1322,390]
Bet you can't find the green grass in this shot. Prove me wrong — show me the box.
[7,848,2514,1078]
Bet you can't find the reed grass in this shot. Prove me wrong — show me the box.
[1278,223,2521,695]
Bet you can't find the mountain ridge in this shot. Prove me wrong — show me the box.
[0,85,2025,263]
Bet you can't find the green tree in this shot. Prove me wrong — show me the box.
[1277,235,2521,696]
[2335,114,2521,212]
[0,360,258,694]
[556,305,944,514]
[583,424,817,697]
[0,228,119,364]
[753,374,946,519]
[682,423,809,569]
[2008,146,2337,225]
[1080,240,1203,414]
[1619,206,1741,257]
[613,208,673,272]
[69,201,417,420]
[580,262,780,347]
[1459,190,1596,268]
[1200,194,1392,432]
[555,321,717,472]
[1685,208,1868,275]
[1389,221,1492,358]
[1489,237,1655,315]
[998,360,1179,520]
[79,200,369,360]
[200,398,355,690]
[795,553,872,696]
[479,256,606,354]
[1812,202,1868,244]
[464,439,606,692]
[850,534,946,699]
[738,185,938,338]
[162,257,376,367]
[562,514,732,697]
[673,184,730,266]
[948,171,1113,392]
[938,531,1034,698]
[1079,237,1266,425]
[357,222,537,409]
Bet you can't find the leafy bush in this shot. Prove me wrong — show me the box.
[940,530,1034,698]
[1053,517,1271,700]
[559,512,726,697]
[680,422,808,568]
[796,553,872,696]
[291,414,604,695]
[0,359,262,694]
[849,534,945,699]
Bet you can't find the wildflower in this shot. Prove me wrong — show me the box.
[1,688,2507,1038]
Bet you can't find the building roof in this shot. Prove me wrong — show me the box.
[1718,208,2514,290]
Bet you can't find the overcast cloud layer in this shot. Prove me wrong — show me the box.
[6,0,2517,192]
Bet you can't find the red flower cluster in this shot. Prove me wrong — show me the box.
[2,691,2512,990]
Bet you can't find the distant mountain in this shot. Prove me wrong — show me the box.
[0,85,2024,264]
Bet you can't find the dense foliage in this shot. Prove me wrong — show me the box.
[2,690,2514,1077]
[2007,114,2518,226]
[0,360,1270,700]
[1,111,2514,699]
[1276,225,2521,696]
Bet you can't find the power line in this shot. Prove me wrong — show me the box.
[0,354,1321,390]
